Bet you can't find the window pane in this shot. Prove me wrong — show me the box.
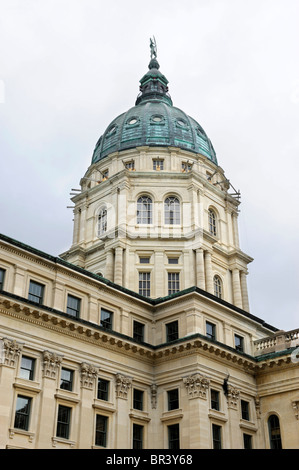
[98,379,109,401]
[137,196,152,224]
[95,415,108,447]
[243,433,252,449]
[212,424,222,449]
[14,395,31,431]
[133,321,144,342]
[166,321,178,342]
[98,208,107,236]
[268,415,282,449]
[133,389,144,410]
[168,389,179,410]
[168,424,180,449]
[0,268,5,290]
[206,322,216,341]
[208,209,217,236]
[28,281,44,305]
[213,275,222,298]
[168,272,180,295]
[139,272,151,297]
[165,197,180,225]
[241,400,250,421]
[67,295,81,318]
[56,405,71,439]
[60,368,73,391]
[101,308,113,330]
[133,424,143,449]
[235,334,244,352]
[20,356,35,380]
[211,390,220,411]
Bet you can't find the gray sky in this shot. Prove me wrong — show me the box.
[0,0,298,331]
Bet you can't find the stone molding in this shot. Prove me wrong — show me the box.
[0,337,23,368]
[115,373,132,399]
[226,385,240,409]
[183,373,210,399]
[80,362,98,389]
[292,400,299,420]
[42,350,63,379]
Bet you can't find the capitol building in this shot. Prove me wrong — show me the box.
[0,41,298,449]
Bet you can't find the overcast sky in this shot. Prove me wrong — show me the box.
[0,0,298,331]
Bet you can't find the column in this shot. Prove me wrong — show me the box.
[37,351,63,448]
[196,249,205,290]
[114,247,123,286]
[105,249,114,282]
[183,373,210,448]
[0,339,23,447]
[72,207,81,245]
[232,212,240,249]
[205,251,213,294]
[240,271,250,312]
[232,269,242,309]
[225,385,242,448]
[78,362,98,448]
[114,374,132,448]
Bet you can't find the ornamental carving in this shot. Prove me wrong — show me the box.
[226,385,240,409]
[43,350,63,379]
[0,338,23,367]
[115,373,132,399]
[292,400,299,420]
[80,362,97,389]
[183,373,210,399]
[255,395,261,419]
[151,383,157,409]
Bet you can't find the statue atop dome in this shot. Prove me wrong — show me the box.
[150,36,157,59]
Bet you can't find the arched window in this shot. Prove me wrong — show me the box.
[165,197,180,225]
[137,196,152,224]
[208,209,217,236]
[98,208,107,236]
[268,415,282,449]
[213,275,222,299]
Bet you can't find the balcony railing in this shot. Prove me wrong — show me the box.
[254,328,299,356]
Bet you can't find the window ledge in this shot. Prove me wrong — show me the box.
[208,409,228,423]
[161,409,183,422]
[52,436,76,448]
[9,428,35,442]
[13,379,41,395]
[239,419,258,432]
[93,399,116,413]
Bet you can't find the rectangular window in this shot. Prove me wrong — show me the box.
[206,321,216,341]
[234,334,244,352]
[133,389,144,411]
[14,395,32,431]
[133,423,143,449]
[97,378,109,401]
[20,356,35,381]
[139,272,151,297]
[168,423,180,449]
[95,415,108,447]
[133,321,144,343]
[153,159,164,170]
[28,280,44,305]
[168,272,180,295]
[212,424,222,449]
[0,268,5,290]
[56,405,71,439]
[168,258,179,264]
[210,389,220,411]
[167,388,179,411]
[60,368,74,391]
[66,294,81,318]
[241,400,250,421]
[101,308,113,330]
[139,257,150,264]
[166,320,178,342]
[243,433,252,449]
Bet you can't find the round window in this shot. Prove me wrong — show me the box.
[152,115,163,122]
[128,117,138,125]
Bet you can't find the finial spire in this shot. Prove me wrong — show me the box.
[150,36,157,60]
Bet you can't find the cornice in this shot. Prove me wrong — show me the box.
[0,292,287,373]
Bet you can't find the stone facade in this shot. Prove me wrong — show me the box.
[0,234,298,449]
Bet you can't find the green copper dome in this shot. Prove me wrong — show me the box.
[91,53,217,166]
